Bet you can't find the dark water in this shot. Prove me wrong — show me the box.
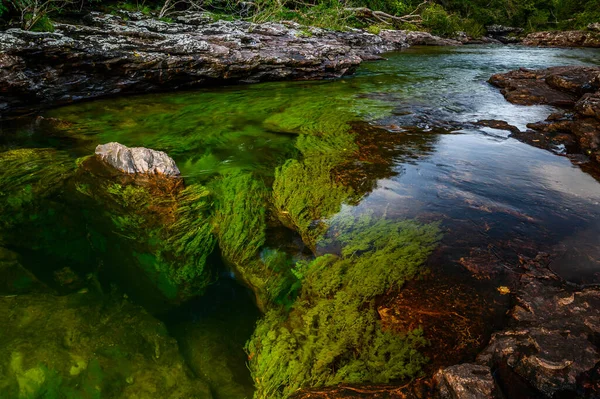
[1,45,600,398]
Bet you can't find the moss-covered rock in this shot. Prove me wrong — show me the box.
[0,292,211,398]
[71,161,217,304]
[170,279,261,399]
[246,215,441,399]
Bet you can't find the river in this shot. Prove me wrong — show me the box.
[1,44,599,398]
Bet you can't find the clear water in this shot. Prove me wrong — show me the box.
[1,44,600,398]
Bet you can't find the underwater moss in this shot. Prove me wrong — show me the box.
[214,172,268,267]
[273,158,354,250]
[262,98,354,136]
[43,78,394,184]
[0,293,212,398]
[0,148,76,231]
[73,173,216,301]
[246,215,441,398]
[294,131,358,160]
[162,184,216,291]
[212,172,302,310]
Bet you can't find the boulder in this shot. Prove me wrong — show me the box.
[95,142,181,176]
[589,22,600,32]
[523,30,600,47]
[489,66,600,163]
[435,364,498,399]
[485,25,523,44]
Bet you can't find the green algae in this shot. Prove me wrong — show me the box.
[214,172,268,267]
[273,158,354,250]
[43,79,393,183]
[163,184,217,289]
[212,172,303,311]
[0,55,443,399]
[74,175,217,301]
[246,215,441,398]
[0,293,212,398]
[0,148,76,231]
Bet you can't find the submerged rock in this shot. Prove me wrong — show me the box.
[95,142,181,177]
[444,256,600,398]
[0,292,211,398]
[478,261,600,397]
[489,66,600,106]
[523,30,600,47]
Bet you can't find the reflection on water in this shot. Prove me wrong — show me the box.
[1,44,600,397]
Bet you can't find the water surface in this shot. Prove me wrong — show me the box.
[1,44,600,398]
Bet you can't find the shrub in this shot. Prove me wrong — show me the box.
[461,18,484,38]
[9,0,72,30]
[421,3,461,37]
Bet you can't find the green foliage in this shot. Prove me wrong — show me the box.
[461,18,484,38]
[365,24,383,34]
[8,0,69,30]
[116,1,155,14]
[29,14,54,31]
[246,215,441,398]
[360,0,410,15]
[421,3,461,36]
[0,1,8,17]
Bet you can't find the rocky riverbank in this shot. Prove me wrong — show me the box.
[0,11,459,118]
[489,66,600,164]
[522,23,600,47]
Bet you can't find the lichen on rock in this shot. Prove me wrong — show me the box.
[95,142,181,177]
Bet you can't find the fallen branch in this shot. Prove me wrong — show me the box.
[345,0,428,25]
